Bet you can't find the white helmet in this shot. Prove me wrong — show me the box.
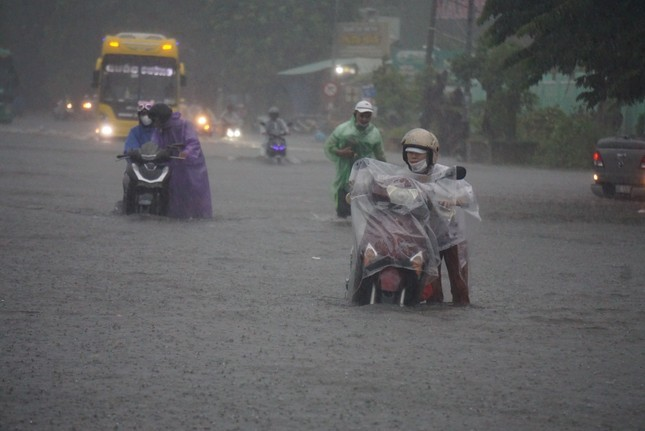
[354,100,374,113]
[401,128,440,165]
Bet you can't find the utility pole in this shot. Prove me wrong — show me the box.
[464,0,475,161]
[421,0,439,129]
[425,0,439,66]
[328,0,340,125]
[331,0,340,80]
[464,0,475,101]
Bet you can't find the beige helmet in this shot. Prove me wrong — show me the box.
[401,128,439,165]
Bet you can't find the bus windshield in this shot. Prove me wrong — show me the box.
[100,54,178,105]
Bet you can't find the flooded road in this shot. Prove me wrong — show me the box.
[1,114,643,430]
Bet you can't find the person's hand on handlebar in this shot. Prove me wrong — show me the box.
[156,148,171,162]
[127,149,142,163]
[335,147,355,159]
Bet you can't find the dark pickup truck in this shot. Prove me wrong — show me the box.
[591,136,645,199]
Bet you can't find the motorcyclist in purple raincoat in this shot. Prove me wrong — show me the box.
[147,103,213,219]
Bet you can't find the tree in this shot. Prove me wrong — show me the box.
[452,40,536,143]
[372,64,418,128]
[202,0,357,112]
[479,0,645,107]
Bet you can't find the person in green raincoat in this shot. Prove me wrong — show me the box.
[324,100,386,218]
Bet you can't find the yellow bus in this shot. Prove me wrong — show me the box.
[91,32,186,139]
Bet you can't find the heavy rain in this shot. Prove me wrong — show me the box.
[1,1,644,430]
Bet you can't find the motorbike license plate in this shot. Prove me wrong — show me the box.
[616,185,632,194]
[139,193,153,205]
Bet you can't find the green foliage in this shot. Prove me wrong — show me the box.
[380,125,413,151]
[205,0,351,102]
[480,0,645,108]
[533,114,600,169]
[370,65,426,150]
[372,65,420,128]
[452,41,536,143]
[637,114,645,136]
[518,107,618,168]
[517,107,569,148]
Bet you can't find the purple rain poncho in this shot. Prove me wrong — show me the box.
[151,112,212,219]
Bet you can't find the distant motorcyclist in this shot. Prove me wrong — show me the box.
[220,103,242,133]
[261,106,289,153]
[400,128,478,305]
[324,100,386,218]
[53,95,74,120]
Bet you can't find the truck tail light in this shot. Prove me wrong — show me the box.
[593,151,604,168]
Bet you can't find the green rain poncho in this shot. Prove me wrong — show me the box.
[323,117,386,205]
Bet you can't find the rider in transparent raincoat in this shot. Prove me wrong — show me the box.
[345,156,479,305]
[400,128,480,304]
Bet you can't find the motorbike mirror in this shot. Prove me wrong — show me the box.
[456,166,467,180]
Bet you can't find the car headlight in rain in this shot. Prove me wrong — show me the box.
[226,128,241,138]
[196,115,207,125]
[82,101,93,110]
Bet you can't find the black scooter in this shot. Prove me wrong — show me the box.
[118,142,182,216]
[260,121,291,163]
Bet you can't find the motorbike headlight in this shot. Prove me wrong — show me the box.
[409,251,424,276]
[99,124,113,137]
[197,115,207,125]
[386,185,419,205]
[363,243,378,266]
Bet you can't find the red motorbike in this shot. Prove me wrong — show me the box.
[345,159,469,306]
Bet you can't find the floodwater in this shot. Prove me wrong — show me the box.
[1,114,643,430]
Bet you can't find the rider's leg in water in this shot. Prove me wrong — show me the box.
[443,242,470,305]
[426,264,444,303]
[336,186,351,218]
[423,242,470,304]
[122,169,136,214]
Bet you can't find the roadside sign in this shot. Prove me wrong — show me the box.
[323,82,338,97]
